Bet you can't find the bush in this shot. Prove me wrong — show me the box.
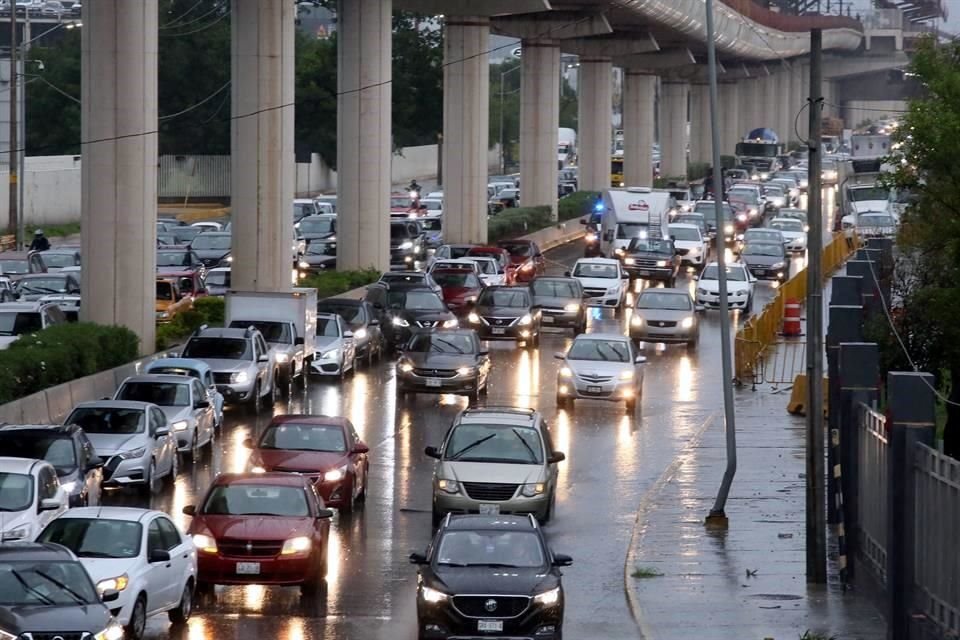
[558,191,601,222]
[488,206,553,242]
[0,323,139,404]
[300,269,381,299]
[155,296,226,351]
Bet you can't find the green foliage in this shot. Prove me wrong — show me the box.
[630,567,664,579]
[558,191,601,222]
[687,162,711,182]
[299,269,381,299]
[392,14,443,150]
[488,206,553,242]
[653,176,687,188]
[26,222,81,239]
[0,323,139,404]
[295,31,338,167]
[155,296,225,351]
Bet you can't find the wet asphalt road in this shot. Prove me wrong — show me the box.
[106,190,830,640]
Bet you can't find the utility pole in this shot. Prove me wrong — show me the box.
[704,0,738,528]
[805,27,827,584]
[17,11,28,250]
[7,13,17,241]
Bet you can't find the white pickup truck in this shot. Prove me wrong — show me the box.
[225,289,317,394]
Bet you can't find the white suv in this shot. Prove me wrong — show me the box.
[0,457,67,543]
[568,258,628,312]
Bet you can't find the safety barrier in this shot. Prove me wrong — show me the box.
[734,231,860,384]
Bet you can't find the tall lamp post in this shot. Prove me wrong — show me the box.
[498,63,520,175]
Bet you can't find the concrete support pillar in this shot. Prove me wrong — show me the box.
[81,1,158,354]
[577,57,613,192]
[659,80,688,179]
[623,70,655,187]
[520,39,560,218]
[443,16,489,245]
[719,82,740,157]
[337,0,391,270]
[789,62,804,143]
[688,83,711,166]
[777,71,793,147]
[761,74,778,132]
[231,0,296,292]
[737,78,759,144]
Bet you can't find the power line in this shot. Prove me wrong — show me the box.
[159,80,230,121]
[160,0,208,29]
[160,1,227,30]
[160,7,229,37]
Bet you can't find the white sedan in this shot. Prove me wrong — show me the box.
[465,256,507,286]
[37,507,198,640]
[0,457,67,543]
[695,262,756,313]
[768,218,808,253]
[555,333,646,413]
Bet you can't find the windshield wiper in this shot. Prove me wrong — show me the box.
[432,338,466,354]
[512,429,539,462]
[33,570,87,605]
[449,434,496,460]
[9,569,54,605]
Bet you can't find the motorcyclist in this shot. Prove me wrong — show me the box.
[29,229,50,252]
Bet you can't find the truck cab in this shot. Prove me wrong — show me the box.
[599,187,674,258]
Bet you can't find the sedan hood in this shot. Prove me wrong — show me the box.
[740,253,785,268]
[86,432,146,456]
[403,352,479,369]
[531,295,577,309]
[431,566,555,597]
[574,276,622,290]
[0,603,112,635]
[196,358,253,374]
[444,461,544,485]
[157,266,200,278]
[159,405,193,423]
[198,514,314,541]
[634,307,693,323]
[699,278,751,294]
[778,230,804,242]
[567,359,632,378]
[475,305,526,319]
[257,449,348,474]
[314,336,344,352]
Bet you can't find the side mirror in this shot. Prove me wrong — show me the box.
[101,589,120,603]
[409,552,428,565]
[621,272,629,279]
[548,452,566,464]
[295,336,305,345]
[692,275,699,281]
[86,457,104,471]
[370,318,380,326]
[258,354,269,363]
[552,553,573,567]
[182,505,196,517]
[635,355,647,364]
[478,350,489,357]
[424,446,441,459]
[352,442,370,454]
[344,330,354,338]
[195,400,210,409]
[317,508,334,519]
[149,549,171,564]
[39,498,61,512]
[563,271,571,277]
[242,437,255,449]
[155,427,170,437]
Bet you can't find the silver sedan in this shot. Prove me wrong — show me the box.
[629,288,701,348]
[555,333,646,413]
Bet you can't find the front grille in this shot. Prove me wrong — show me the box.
[24,633,88,640]
[452,595,531,619]
[218,537,284,558]
[416,320,439,328]
[412,368,457,378]
[213,372,233,385]
[646,320,677,328]
[462,482,518,501]
[578,374,613,383]
[630,257,664,268]
[583,288,607,298]
[482,316,517,327]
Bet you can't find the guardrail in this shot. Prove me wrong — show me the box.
[734,231,860,384]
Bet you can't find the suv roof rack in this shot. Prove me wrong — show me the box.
[462,406,535,416]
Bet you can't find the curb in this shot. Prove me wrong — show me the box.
[622,411,718,640]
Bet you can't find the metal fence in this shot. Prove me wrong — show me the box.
[858,403,890,585]
[158,155,231,199]
[914,444,960,636]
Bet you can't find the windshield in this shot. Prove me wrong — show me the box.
[616,223,647,240]
[0,434,76,474]
[0,312,42,336]
[407,333,476,354]
[17,277,71,294]
[0,561,99,605]
[432,271,481,289]
[668,227,700,241]
[229,320,291,343]
[743,243,785,257]
[627,238,673,254]
[40,253,77,269]
[190,235,230,251]
[388,290,446,311]
[38,519,142,559]
[770,220,803,232]
[173,227,201,243]
[293,202,315,219]
[478,289,529,308]
[202,484,309,517]
[499,242,532,257]
[636,292,692,311]
[701,265,747,282]
[390,196,410,209]
[779,209,806,220]
[674,215,705,229]
[445,424,543,464]
[694,203,733,219]
[182,337,251,360]
[156,250,192,267]
[849,186,889,202]
[435,530,545,568]
[299,217,335,234]
[531,279,578,298]
[156,282,176,301]
[205,270,230,287]
[259,423,346,453]
[421,201,443,212]
[573,262,618,279]
[391,224,418,240]
[0,259,29,274]
[317,303,363,324]
[567,339,631,362]
[729,191,759,205]
[66,407,145,435]
[316,317,342,337]
[306,241,336,256]
[117,382,190,407]
[763,186,785,196]
[0,472,32,512]
[446,246,473,259]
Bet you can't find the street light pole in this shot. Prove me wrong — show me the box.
[8,12,18,242]
[17,10,28,250]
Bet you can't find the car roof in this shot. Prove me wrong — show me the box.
[300,213,336,220]
[573,332,630,342]
[157,245,192,250]
[482,285,526,293]
[638,287,690,296]
[267,414,351,429]
[440,243,475,249]
[57,506,167,523]
[212,472,312,487]
[456,406,538,428]
[770,217,803,225]
[119,374,194,386]
[0,542,78,561]
[0,251,32,259]
[194,327,251,339]
[0,456,52,474]
[668,223,699,230]
[40,248,79,254]
[531,276,577,283]
[443,514,537,531]
[0,302,52,312]
[193,231,230,237]
[382,271,425,278]
[70,400,152,412]
[146,358,213,374]
[575,257,618,265]
[0,423,77,436]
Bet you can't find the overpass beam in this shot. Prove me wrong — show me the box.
[689,83,711,167]
[578,57,613,192]
[659,79,688,179]
[719,82,740,158]
[442,16,490,244]
[520,38,560,219]
[81,0,158,354]
[337,0,391,271]
[231,0,296,292]
[492,12,611,40]
[623,70,655,188]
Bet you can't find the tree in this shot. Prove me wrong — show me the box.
[881,36,960,458]
[391,13,443,150]
[295,31,337,167]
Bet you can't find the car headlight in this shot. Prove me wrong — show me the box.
[298,260,309,269]
[275,352,290,363]
[467,312,480,324]
[251,466,266,473]
[518,314,533,326]
[585,233,597,242]
[559,366,572,378]
[280,536,312,555]
[442,318,459,329]
[317,348,339,361]
[157,311,170,319]
[607,286,620,295]
[96,574,129,594]
[749,207,758,216]
[724,224,734,234]
[399,361,414,373]
[521,482,546,497]
[392,317,410,327]
[172,420,189,432]
[803,225,810,233]
[770,261,785,269]
[230,370,249,384]
[564,302,580,313]
[656,260,667,267]
[619,370,634,380]
[1,527,28,542]
[118,447,147,460]
[192,533,218,554]
[736,214,747,222]
[614,248,625,256]
[422,585,449,604]
[624,257,635,265]
[437,478,460,494]
[456,366,474,377]
[324,465,347,483]
[93,622,125,640]
[534,586,561,606]
[399,241,413,250]
[631,316,644,327]
[760,173,769,180]
[353,328,367,340]
[225,255,234,263]
[681,316,695,329]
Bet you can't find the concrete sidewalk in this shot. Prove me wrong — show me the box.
[624,387,887,640]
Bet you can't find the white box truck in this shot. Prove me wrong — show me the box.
[599,187,675,257]
[225,288,317,392]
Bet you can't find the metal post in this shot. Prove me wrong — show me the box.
[7,13,17,241]
[805,27,827,584]
[704,0,738,527]
[499,69,505,175]
[17,12,28,249]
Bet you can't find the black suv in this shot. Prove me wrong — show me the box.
[529,276,587,334]
[467,285,542,347]
[365,283,458,350]
[620,236,680,286]
[0,542,121,639]
[0,424,103,507]
[390,219,426,270]
[410,514,572,640]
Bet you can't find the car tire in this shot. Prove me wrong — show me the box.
[539,491,556,524]
[356,466,368,502]
[341,477,356,514]
[249,383,261,415]
[143,459,159,496]
[189,433,200,465]
[480,380,489,397]
[467,389,479,405]
[574,318,587,335]
[687,337,698,350]
[279,369,292,398]
[265,373,279,407]
[125,594,147,640]
[169,581,194,625]
[431,506,443,529]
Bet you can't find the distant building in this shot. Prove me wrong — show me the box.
[295,5,336,39]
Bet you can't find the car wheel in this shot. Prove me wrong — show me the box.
[249,383,261,415]
[479,380,489,397]
[367,344,376,367]
[356,466,368,502]
[125,594,147,640]
[279,369,292,398]
[144,459,159,496]
[265,373,279,407]
[467,389,479,405]
[687,337,698,350]
[539,491,555,524]
[169,581,194,625]
[626,398,637,413]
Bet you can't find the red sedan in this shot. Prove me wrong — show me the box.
[497,239,546,282]
[430,268,485,316]
[245,415,370,512]
[183,472,333,592]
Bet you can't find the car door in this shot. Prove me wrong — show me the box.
[144,518,177,612]
[77,433,102,505]
[156,516,194,609]
[152,407,176,476]
[191,379,214,445]
[35,465,65,531]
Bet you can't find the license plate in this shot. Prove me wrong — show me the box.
[638,270,651,277]
[425,378,442,388]
[541,316,554,324]
[478,503,500,515]
[491,328,506,335]
[588,385,602,393]
[478,620,504,632]
[236,562,260,575]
